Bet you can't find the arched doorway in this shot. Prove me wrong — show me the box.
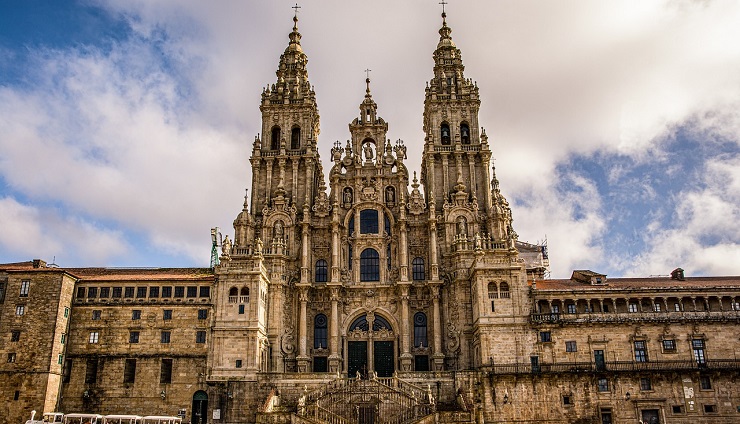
[346,313,395,378]
[191,391,208,424]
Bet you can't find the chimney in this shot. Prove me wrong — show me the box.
[670,268,685,281]
[32,259,46,269]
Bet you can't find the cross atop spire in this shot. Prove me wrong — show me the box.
[439,0,448,20]
[292,3,301,17]
[365,68,372,79]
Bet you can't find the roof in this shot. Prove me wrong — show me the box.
[1,260,213,282]
[534,276,740,292]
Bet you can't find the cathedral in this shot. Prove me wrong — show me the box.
[1,10,739,424]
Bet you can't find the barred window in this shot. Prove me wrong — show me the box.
[315,260,328,283]
[412,257,425,281]
[360,249,380,282]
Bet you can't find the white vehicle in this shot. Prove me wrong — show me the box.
[141,417,182,424]
[102,416,142,424]
[63,414,104,424]
[25,411,65,424]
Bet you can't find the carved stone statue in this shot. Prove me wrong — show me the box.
[343,187,353,205]
[221,235,232,256]
[274,220,284,239]
[363,142,374,161]
[456,216,467,236]
[385,186,395,203]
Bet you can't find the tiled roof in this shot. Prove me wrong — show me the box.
[534,276,740,292]
[66,267,214,282]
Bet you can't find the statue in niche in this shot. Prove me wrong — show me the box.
[364,142,374,161]
[343,187,353,205]
[456,216,467,237]
[385,186,395,203]
[273,220,284,239]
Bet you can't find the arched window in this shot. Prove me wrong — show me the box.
[271,126,281,150]
[488,282,498,299]
[460,123,470,144]
[240,287,250,303]
[441,123,451,145]
[315,259,328,283]
[228,287,238,303]
[291,126,300,149]
[414,312,428,347]
[348,216,355,236]
[360,248,380,282]
[412,257,425,281]
[314,314,327,349]
[351,314,393,331]
[360,209,379,234]
[500,282,510,298]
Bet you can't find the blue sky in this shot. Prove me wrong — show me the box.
[1,0,739,278]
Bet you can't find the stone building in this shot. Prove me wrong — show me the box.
[1,10,739,424]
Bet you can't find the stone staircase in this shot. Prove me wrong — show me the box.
[297,376,436,424]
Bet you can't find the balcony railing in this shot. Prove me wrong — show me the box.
[481,359,739,375]
[530,310,740,325]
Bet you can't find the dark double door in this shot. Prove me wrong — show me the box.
[348,341,394,378]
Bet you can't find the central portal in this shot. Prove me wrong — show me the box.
[346,314,395,378]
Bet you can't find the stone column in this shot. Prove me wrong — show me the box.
[399,284,412,371]
[300,217,309,284]
[328,286,341,372]
[399,209,409,281]
[296,286,310,372]
[431,284,445,370]
[367,312,375,374]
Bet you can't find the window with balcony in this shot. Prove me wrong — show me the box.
[628,303,638,313]
[112,287,122,298]
[567,304,576,314]
[634,341,648,362]
[87,287,98,298]
[100,287,110,298]
[149,286,160,298]
[136,287,147,298]
[124,287,134,298]
[360,249,380,282]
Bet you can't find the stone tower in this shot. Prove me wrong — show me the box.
[420,11,530,369]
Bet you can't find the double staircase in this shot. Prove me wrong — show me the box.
[295,376,436,424]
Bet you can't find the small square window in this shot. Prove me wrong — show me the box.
[129,331,140,343]
[597,378,609,392]
[174,286,185,298]
[161,286,172,298]
[136,286,147,298]
[163,309,173,320]
[700,375,712,390]
[672,405,684,414]
[653,303,661,312]
[640,377,652,391]
[198,309,208,320]
[539,331,551,343]
[703,404,717,413]
[15,305,25,316]
[89,332,99,343]
[562,395,572,405]
[238,304,245,314]
[19,280,30,297]
[7,352,17,363]
[199,286,210,298]
[132,310,141,320]
[76,287,86,298]
[187,286,198,298]
[87,287,98,298]
[662,339,676,351]
[565,341,577,352]
[235,359,242,368]
[628,303,638,313]
[11,330,20,342]
[674,302,681,311]
[567,304,576,314]
[92,310,102,320]
[161,331,171,344]
[124,287,134,298]
[112,287,122,298]
[99,287,110,298]
[149,286,160,298]
[195,331,206,344]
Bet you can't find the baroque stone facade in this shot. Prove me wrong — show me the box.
[1,11,739,424]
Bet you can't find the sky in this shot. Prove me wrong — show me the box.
[0,0,739,278]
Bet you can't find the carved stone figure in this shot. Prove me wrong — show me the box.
[222,235,232,256]
[363,142,374,160]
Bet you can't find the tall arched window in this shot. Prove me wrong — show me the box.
[441,122,451,145]
[271,126,281,150]
[414,312,428,347]
[360,209,379,234]
[360,248,380,282]
[487,282,498,299]
[315,259,328,283]
[412,257,425,281]
[500,282,510,298]
[314,314,327,349]
[291,126,301,149]
[460,123,470,144]
[240,287,250,303]
[228,287,238,303]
